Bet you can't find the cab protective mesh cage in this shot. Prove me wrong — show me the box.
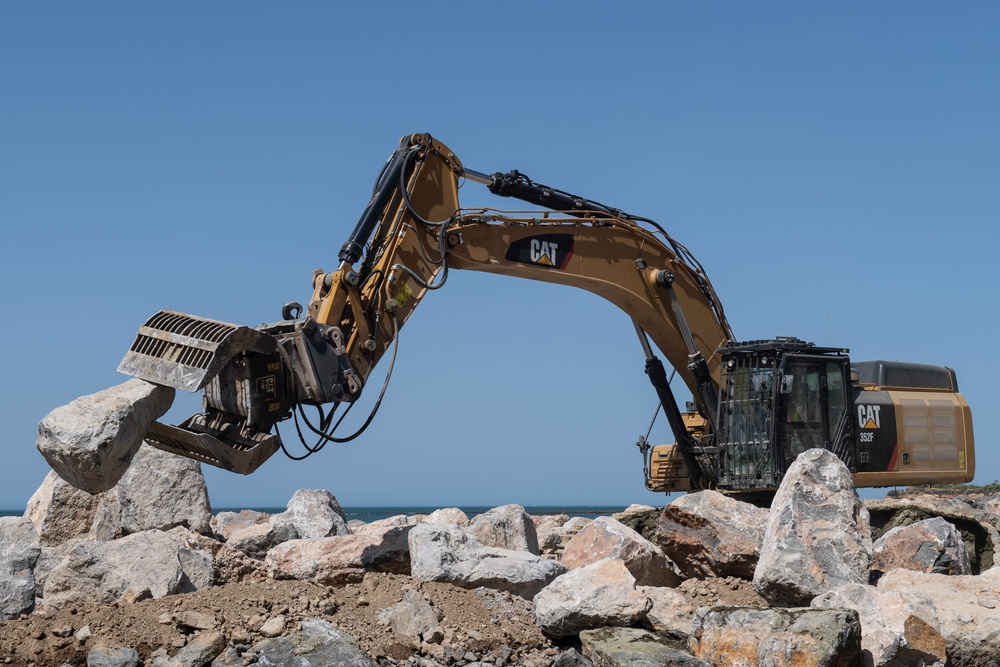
[716,347,780,490]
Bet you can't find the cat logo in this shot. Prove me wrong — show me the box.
[857,404,881,429]
[505,234,574,270]
[530,239,560,266]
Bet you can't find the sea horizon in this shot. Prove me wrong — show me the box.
[1,504,633,524]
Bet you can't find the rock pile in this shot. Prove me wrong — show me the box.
[6,400,1000,666]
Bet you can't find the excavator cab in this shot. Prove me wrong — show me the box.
[715,338,852,492]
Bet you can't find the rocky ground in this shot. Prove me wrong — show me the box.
[8,382,1000,666]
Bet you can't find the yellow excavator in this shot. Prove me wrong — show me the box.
[118,133,975,497]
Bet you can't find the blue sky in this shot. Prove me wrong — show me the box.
[2,4,997,509]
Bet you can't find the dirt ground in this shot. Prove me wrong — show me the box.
[0,572,766,667]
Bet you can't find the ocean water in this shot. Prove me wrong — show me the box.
[1,505,629,522]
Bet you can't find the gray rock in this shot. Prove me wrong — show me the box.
[271,489,351,538]
[638,586,698,639]
[580,627,710,667]
[689,607,862,667]
[753,449,872,606]
[867,495,1000,573]
[532,514,570,556]
[226,521,299,560]
[43,529,209,609]
[878,567,1000,666]
[550,648,596,667]
[171,630,226,667]
[812,583,946,667]
[24,471,104,546]
[533,558,651,638]
[255,618,376,667]
[210,647,242,667]
[0,516,41,619]
[409,522,565,599]
[379,590,438,640]
[872,516,972,577]
[177,545,214,593]
[87,647,141,667]
[656,490,767,579]
[469,504,540,554]
[564,517,679,587]
[117,444,212,535]
[38,379,175,494]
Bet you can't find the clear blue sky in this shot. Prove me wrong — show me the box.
[2,4,997,510]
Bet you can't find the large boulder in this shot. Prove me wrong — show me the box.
[877,567,1000,666]
[0,517,41,620]
[579,627,710,667]
[271,489,350,538]
[23,471,103,546]
[409,522,565,599]
[226,522,299,561]
[533,558,651,639]
[211,509,270,540]
[656,490,768,579]
[753,449,872,606]
[254,618,376,667]
[639,586,698,640]
[423,507,469,527]
[872,516,971,577]
[469,504,540,554]
[266,524,413,585]
[811,583,946,667]
[37,379,174,494]
[377,590,439,642]
[42,529,211,609]
[116,444,212,535]
[689,607,862,667]
[533,514,571,557]
[563,517,679,587]
[867,495,1000,573]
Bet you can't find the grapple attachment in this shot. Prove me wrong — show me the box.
[118,309,279,392]
[145,417,280,475]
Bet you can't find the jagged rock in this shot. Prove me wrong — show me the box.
[210,647,242,667]
[116,445,212,535]
[266,521,413,585]
[533,558,651,638]
[254,618,376,667]
[424,508,469,527]
[812,583,946,667]
[638,586,698,639]
[226,521,299,560]
[611,506,661,543]
[86,647,141,667]
[532,514,570,556]
[0,516,41,620]
[43,529,210,609]
[211,509,270,540]
[689,607,862,666]
[378,590,439,640]
[579,627,710,667]
[655,490,767,579]
[469,504,540,554]
[564,517,679,587]
[409,522,565,599]
[550,648,595,667]
[37,379,175,494]
[271,489,350,538]
[24,471,103,546]
[878,567,1000,666]
[754,449,872,606]
[169,610,217,630]
[170,630,226,667]
[867,495,1000,573]
[872,516,971,577]
[167,526,267,585]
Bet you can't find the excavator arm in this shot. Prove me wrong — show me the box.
[119,134,734,487]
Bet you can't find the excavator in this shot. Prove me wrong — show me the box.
[116,133,975,497]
